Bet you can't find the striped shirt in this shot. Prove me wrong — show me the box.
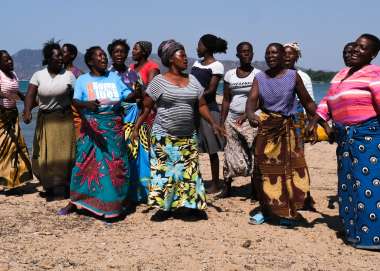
[316,64,380,125]
[0,70,18,109]
[146,74,204,137]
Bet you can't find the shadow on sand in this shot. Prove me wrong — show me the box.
[247,196,344,243]
[1,180,39,196]
[204,179,253,201]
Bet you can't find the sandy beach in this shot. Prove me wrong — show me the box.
[0,141,379,271]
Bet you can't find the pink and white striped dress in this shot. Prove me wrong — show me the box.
[317,64,380,125]
[0,70,19,109]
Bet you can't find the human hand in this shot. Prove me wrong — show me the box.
[67,84,74,98]
[235,114,247,126]
[248,114,260,128]
[5,93,20,101]
[130,127,139,143]
[325,125,336,144]
[22,110,32,124]
[212,123,226,137]
[86,100,100,111]
[306,119,318,144]
[134,84,143,99]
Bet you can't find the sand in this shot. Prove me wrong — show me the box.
[0,142,379,271]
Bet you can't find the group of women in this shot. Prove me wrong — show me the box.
[1,32,380,250]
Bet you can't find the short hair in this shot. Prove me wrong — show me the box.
[0,50,10,65]
[107,39,130,56]
[359,33,380,55]
[343,42,356,51]
[42,39,61,66]
[0,50,9,58]
[63,43,78,59]
[200,34,227,54]
[236,41,253,53]
[266,42,285,54]
[84,46,103,69]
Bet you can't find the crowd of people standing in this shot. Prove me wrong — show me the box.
[1,32,380,250]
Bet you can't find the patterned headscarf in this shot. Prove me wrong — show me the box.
[158,39,184,67]
[136,41,152,58]
[284,42,302,58]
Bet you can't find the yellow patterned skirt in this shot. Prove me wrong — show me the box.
[0,107,32,189]
[254,111,310,219]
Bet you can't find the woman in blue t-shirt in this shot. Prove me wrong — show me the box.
[59,46,136,219]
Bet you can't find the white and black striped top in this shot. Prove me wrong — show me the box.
[146,74,204,137]
[0,70,18,109]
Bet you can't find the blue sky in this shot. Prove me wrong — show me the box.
[2,0,380,70]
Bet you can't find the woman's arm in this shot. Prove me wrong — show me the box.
[306,114,335,144]
[124,92,138,103]
[22,84,38,124]
[72,99,100,112]
[17,91,25,101]
[0,84,22,101]
[147,68,160,84]
[203,74,221,102]
[131,95,155,142]
[220,81,231,125]
[295,74,317,116]
[198,96,225,136]
[245,79,260,127]
[0,85,8,99]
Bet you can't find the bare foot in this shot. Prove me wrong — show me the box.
[216,180,232,199]
[301,194,317,212]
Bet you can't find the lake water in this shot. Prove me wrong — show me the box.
[18,80,330,150]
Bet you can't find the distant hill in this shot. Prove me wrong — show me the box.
[11,49,334,82]
[12,49,87,79]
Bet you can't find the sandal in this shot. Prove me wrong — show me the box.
[57,203,76,216]
[248,212,267,225]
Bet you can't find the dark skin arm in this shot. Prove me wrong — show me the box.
[221,80,247,126]
[246,74,323,129]
[0,84,24,101]
[295,74,333,142]
[22,84,38,124]
[131,95,225,142]
[73,81,137,110]
[307,114,335,143]
[198,96,225,136]
[220,80,231,126]
[140,69,159,109]
[100,91,140,105]
[125,92,139,103]
[131,95,154,142]
[203,74,221,103]
[295,74,316,116]
[17,91,25,101]
[246,79,260,127]
[0,90,6,99]
[147,69,160,84]
[72,99,100,112]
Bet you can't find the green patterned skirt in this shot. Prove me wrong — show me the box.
[148,134,207,211]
